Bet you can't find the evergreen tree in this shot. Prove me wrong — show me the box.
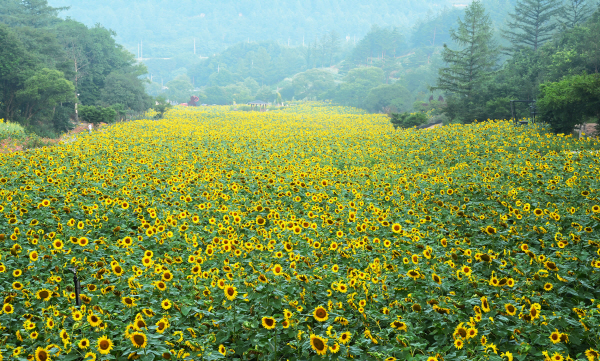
[503,0,562,52]
[560,0,592,28]
[432,0,497,120]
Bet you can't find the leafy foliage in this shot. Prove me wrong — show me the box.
[538,73,600,133]
[78,105,117,124]
[389,111,428,128]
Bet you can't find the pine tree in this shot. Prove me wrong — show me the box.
[559,0,592,28]
[432,1,497,100]
[503,0,562,52]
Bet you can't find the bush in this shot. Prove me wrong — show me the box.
[538,73,600,134]
[79,105,117,124]
[390,112,428,129]
[0,119,26,140]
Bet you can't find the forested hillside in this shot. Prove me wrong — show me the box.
[0,0,152,137]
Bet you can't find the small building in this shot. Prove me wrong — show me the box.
[247,100,268,111]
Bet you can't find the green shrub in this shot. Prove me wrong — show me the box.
[0,119,26,140]
[79,105,117,124]
[389,112,428,129]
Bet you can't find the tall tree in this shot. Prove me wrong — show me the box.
[432,1,497,103]
[559,0,592,28]
[503,0,562,52]
[0,0,68,28]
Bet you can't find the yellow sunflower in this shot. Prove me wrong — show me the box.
[224,285,238,301]
[339,331,352,344]
[130,332,147,348]
[35,347,50,361]
[313,306,329,322]
[310,334,328,355]
[87,314,102,327]
[261,316,276,329]
[161,299,172,310]
[96,335,114,355]
[79,338,90,349]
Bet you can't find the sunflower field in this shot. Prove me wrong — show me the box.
[0,104,599,361]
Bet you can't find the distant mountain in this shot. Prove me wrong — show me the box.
[47,0,461,57]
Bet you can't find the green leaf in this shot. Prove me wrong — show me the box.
[181,305,191,317]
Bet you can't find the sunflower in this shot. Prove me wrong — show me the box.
[335,316,349,326]
[36,289,52,301]
[79,338,90,349]
[551,352,564,361]
[585,348,599,361]
[407,269,420,279]
[35,347,50,361]
[549,329,561,344]
[87,314,102,327]
[390,320,407,331]
[461,265,472,276]
[130,332,147,348]
[313,306,328,322]
[530,304,541,320]
[330,343,340,354]
[122,297,137,308]
[52,239,64,250]
[544,261,558,271]
[310,334,328,355]
[12,281,23,290]
[134,318,147,331]
[224,285,237,301]
[391,223,402,233]
[454,338,464,349]
[261,316,276,329]
[217,344,227,355]
[544,283,553,291]
[501,351,514,361]
[162,271,173,282]
[2,303,14,314]
[29,251,39,261]
[481,296,490,312]
[155,281,167,291]
[283,309,293,319]
[484,226,496,235]
[156,318,169,333]
[97,335,114,355]
[432,273,442,284]
[505,303,516,316]
[161,299,172,310]
[339,331,352,344]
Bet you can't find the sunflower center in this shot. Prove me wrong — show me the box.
[227,288,235,296]
[38,350,48,361]
[133,334,145,346]
[265,318,274,326]
[40,290,49,299]
[100,340,109,349]
[316,309,326,318]
[313,338,325,350]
